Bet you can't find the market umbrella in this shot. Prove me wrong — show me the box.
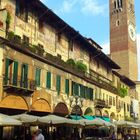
[0,113,22,126]
[11,113,40,123]
[114,120,140,128]
[39,115,68,124]
[82,118,114,127]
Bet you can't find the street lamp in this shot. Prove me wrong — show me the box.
[69,96,84,140]
[70,96,84,120]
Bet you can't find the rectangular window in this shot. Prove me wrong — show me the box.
[35,68,41,86]
[113,97,115,106]
[72,82,79,96]
[56,75,61,95]
[89,88,93,101]
[21,64,28,88]
[65,79,69,95]
[46,71,51,89]
[127,104,130,112]
[15,0,28,22]
[23,35,29,44]
[109,96,112,105]
[80,85,85,98]
[4,58,18,86]
[69,40,73,51]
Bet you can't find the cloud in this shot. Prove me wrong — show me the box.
[137,33,140,80]
[55,0,107,16]
[81,0,108,16]
[101,41,110,54]
[56,0,78,13]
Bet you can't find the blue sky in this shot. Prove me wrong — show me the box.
[41,0,140,79]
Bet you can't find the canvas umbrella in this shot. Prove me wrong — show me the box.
[0,113,22,126]
[12,113,40,123]
[39,114,68,124]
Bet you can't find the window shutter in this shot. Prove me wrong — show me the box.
[46,71,51,89]
[13,61,18,86]
[15,0,20,16]
[65,79,69,95]
[24,64,28,88]
[35,68,41,86]
[56,75,61,95]
[80,85,85,98]
[5,58,10,85]
[74,83,79,96]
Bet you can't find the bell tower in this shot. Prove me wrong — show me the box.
[110,0,138,81]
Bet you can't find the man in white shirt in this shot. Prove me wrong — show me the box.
[35,129,45,140]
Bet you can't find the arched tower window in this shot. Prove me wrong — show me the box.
[114,0,117,9]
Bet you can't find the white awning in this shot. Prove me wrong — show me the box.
[0,113,22,126]
[11,114,39,123]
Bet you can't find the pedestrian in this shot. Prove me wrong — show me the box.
[111,131,117,140]
[34,129,45,140]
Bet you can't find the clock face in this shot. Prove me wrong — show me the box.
[128,24,136,41]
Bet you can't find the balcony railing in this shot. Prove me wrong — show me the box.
[1,36,119,95]
[94,99,106,108]
[3,76,36,95]
[116,106,121,113]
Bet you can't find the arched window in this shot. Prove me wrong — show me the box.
[118,0,123,8]
[114,0,117,9]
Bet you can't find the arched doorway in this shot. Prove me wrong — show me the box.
[84,107,93,116]
[71,105,83,116]
[110,112,115,121]
[0,95,29,114]
[54,102,69,116]
[95,109,102,116]
[31,98,51,115]
[103,110,109,117]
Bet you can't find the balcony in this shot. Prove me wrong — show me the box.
[116,106,121,113]
[3,76,36,95]
[0,36,119,95]
[94,99,106,108]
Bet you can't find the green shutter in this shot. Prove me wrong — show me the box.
[89,88,93,100]
[65,79,69,95]
[15,0,20,16]
[74,83,79,96]
[35,68,41,86]
[80,85,85,98]
[21,64,28,88]
[4,58,10,85]
[13,61,18,86]
[56,75,61,95]
[46,71,51,89]
[24,64,28,88]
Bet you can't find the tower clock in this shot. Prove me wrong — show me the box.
[110,0,138,81]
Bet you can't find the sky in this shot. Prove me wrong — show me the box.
[40,0,140,79]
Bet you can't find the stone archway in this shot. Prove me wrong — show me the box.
[110,112,115,121]
[103,110,109,117]
[95,109,102,116]
[0,95,29,110]
[54,102,69,116]
[31,98,51,113]
[84,107,93,116]
[71,105,83,116]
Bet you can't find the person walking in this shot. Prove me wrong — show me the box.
[34,129,45,140]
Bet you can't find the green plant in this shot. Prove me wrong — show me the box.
[14,35,21,44]
[118,87,128,97]
[76,61,87,73]
[28,45,37,53]
[66,59,76,67]
[36,45,45,56]
[7,31,14,40]
[6,12,11,34]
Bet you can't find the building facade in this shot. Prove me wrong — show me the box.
[110,0,138,81]
[0,0,138,121]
